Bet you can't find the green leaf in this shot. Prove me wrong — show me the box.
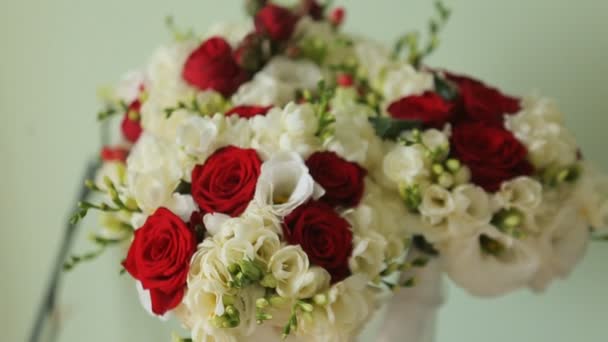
[369,116,421,140]
[434,74,458,101]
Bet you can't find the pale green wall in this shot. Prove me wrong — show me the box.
[1,0,607,341]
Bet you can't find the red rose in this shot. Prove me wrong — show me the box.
[306,151,366,208]
[329,7,345,26]
[100,146,129,162]
[182,37,249,97]
[451,122,533,192]
[387,91,454,128]
[447,73,521,125]
[255,4,299,41]
[336,73,354,87]
[123,207,197,315]
[191,146,262,217]
[225,105,272,119]
[283,201,353,283]
[121,99,143,143]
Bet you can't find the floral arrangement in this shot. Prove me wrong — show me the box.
[69,0,608,341]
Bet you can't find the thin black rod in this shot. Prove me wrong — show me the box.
[28,161,99,342]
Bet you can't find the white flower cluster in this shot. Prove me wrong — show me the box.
[379,101,606,297]
[92,18,419,340]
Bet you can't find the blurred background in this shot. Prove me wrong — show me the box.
[1,0,607,341]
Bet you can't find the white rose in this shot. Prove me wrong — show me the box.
[126,133,183,213]
[505,96,578,169]
[232,57,322,107]
[380,63,434,104]
[440,225,541,297]
[383,144,427,185]
[254,151,324,216]
[268,245,310,298]
[494,176,543,212]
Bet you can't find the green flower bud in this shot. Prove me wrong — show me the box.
[260,274,277,288]
[298,301,314,313]
[313,293,328,306]
[239,259,263,281]
[445,158,461,173]
[432,163,445,175]
[256,298,270,309]
[437,173,454,188]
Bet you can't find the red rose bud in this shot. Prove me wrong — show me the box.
[387,92,454,129]
[191,146,262,217]
[451,122,533,192]
[123,208,197,315]
[446,72,521,126]
[255,4,299,42]
[188,211,206,242]
[329,7,345,26]
[283,201,353,283]
[234,32,267,72]
[300,0,324,20]
[100,146,129,163]
[121,99,143,143]
[336,73,355,87]
[225,105,272,119]
[182,37,249,97]
[306,151,366,208]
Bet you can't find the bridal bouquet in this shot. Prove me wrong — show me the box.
[69,0,608,341]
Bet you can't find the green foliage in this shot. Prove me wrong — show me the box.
[63,235,126,271]
[392,1,451,67]
[370,116,422,141]
[165,16,195,42]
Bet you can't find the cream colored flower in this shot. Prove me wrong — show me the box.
[254,151,324,216]
[383,144,428,185]
[505,96,578,169]
[419,185,456,224]
[325,102,384,168]
[440,225,541,297]
[232,57,322,107]
[449,184,493,235]
[250,103,320,159]
[529,203,589,292]
[349,230,388,279]
[494,176,543,212]
[379,63,434,104]
[268,245,310,298]
[126,133,183,213]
